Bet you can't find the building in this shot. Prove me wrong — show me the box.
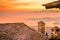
[42,0,60,9]
[0,23,48,40]
[38,21,45,34]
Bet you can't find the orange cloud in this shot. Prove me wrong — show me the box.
[0,0,58,11]
[0,0,45,11]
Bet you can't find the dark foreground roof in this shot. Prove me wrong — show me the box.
[0,23,48,40]
[42,1,60,9]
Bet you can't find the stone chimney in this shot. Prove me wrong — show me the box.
[38,21,45,34]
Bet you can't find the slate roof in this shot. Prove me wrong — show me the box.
[0,23,48,40]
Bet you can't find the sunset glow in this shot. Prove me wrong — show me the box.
[0,0,57,11]
[0,0,60,28]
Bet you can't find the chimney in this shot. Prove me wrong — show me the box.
[38,21,45,34]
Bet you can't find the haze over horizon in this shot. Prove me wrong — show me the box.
[0,11,60,27]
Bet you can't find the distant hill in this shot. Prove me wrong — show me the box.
[0,23,48,40]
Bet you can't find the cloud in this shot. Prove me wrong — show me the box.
[25,17,60,24]
[25,17,52,21]
[42,1,60,9]
[0,0,35,10]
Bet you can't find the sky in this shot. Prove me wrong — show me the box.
[0,0,58,10]
[0,0,60,27]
